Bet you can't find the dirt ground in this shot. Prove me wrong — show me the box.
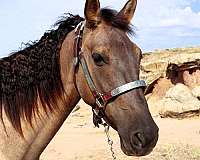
[41,100,200,160]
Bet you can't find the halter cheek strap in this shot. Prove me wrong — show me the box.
[80,51,146,108]
[74,22,147,127]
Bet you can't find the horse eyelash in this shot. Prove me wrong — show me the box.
[92,52,109,65]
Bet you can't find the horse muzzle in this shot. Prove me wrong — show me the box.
[119,127,159,156]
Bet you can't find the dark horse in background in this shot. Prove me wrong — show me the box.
[0,0,158,159]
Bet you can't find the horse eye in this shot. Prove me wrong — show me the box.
[92,52,105,66]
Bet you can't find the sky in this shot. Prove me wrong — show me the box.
[0,0,200,57]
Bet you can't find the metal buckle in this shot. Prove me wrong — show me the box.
[96,95,106,109]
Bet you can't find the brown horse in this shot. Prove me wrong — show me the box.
[0,0,158,159]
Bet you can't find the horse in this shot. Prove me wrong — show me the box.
[0,0,158,159]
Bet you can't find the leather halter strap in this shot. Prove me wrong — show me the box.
[74,22,146,127]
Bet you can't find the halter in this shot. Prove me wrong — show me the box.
[74,22,146,127]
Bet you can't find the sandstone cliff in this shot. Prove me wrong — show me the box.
[140,47,200,117]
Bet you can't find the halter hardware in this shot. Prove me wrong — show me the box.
[74,22,147,127]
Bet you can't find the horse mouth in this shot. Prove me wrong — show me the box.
[120,137,136,156]
[119,135,154,157]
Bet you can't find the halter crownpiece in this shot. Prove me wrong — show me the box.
[74,21,147,127]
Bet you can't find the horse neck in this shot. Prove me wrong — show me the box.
[0,30,81,160]
[21,34,82,158]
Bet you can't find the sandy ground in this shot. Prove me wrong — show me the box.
[41,101,200,160]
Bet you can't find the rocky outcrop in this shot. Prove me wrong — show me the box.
[140,47,200,117]
[157,84,200,115]
[141,47,200,85]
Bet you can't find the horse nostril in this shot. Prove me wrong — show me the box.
[131,132,146,149]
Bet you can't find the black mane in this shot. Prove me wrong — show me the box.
[0,14,84,135]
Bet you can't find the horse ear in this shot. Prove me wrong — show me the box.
[117,0,137,24]
[84,0,100,27]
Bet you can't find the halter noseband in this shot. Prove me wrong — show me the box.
[74,22,146,127]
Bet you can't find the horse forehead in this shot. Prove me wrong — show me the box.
[85,27,111,42]
[97,25,126,40]
[86,27,128,48]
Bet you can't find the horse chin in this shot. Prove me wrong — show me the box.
[119,135,153,157]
